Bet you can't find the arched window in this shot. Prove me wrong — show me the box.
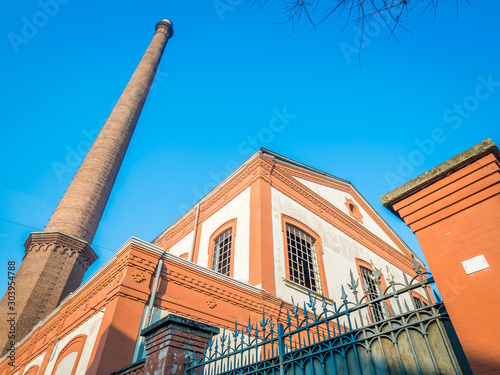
[213,228,232,276]
[281,215,328,297]
[208,219,236,277]
[51,335,87,375]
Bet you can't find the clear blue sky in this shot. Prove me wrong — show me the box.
[1,1,499,296]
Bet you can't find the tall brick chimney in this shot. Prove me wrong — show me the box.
[0,20,174,354]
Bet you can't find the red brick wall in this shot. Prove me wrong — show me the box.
[392,152,500,374]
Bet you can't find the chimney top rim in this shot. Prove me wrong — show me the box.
[156,19,174,37]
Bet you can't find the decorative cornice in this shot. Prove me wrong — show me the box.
[24,232,98,268]
[165,268,262,313]
[270,166,414,272]
[277,163,412,258]
[277,164,350,192]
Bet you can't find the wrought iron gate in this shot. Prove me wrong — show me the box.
[185,258,471,375]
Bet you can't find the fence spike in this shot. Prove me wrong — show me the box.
[412,254,422,274]
[233,322,239,340]
[341,285,348,303]
[207,333,213,351]
[433,289,442,303]
[386,265,395,286]
[303,301,309,321]
[291,296,299,314]
[321,294,328,314]
[363,279,370,294]
[348,269,358,293]
[403,272,409,286]
[246,315,253,336]
[308,291,318,319]
[371,260,382,284]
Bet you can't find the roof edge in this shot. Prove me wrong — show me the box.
[152,148,350,244]
[260,148,350,185]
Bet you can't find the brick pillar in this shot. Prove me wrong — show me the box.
[381,138,500,375]
[0,20,174,355]
[249,160,276,294]
[121,314,219,375]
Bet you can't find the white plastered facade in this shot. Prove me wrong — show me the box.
[196,187,251,284]
[270,187,412,307]
[43,310,104,375]
[295,177,403,253]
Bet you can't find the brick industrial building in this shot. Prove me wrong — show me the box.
[0,18,497,375]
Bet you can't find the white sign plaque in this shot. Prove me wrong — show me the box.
[462,255,489,275]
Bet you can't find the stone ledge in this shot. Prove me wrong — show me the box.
[282,278,334,304]
[381,138,500,216]
[141,313,220,338]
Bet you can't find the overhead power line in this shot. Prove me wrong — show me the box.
[0,218,116,253]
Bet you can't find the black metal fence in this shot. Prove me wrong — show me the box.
[185,257,471,375]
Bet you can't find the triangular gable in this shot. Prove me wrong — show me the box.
[261,155,416,273]
[152,149,419,274]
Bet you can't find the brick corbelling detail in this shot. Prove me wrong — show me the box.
[270,167,414,272]
[277,163,412,257]
[24,232,98,268]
